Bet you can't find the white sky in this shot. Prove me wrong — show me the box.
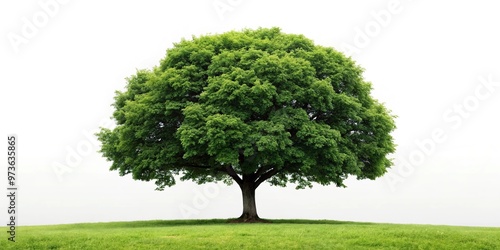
[1,0,499,227]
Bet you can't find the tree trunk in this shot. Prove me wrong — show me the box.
[238,176,259,222]
[225,166,278,223]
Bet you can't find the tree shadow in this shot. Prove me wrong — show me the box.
[266,219,374,225]
[39,218,374,229]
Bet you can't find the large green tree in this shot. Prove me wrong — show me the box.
[97,27,396,221]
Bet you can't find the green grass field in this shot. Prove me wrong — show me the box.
[1,219,499,249]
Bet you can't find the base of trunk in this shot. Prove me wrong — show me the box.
[228,216,271,223]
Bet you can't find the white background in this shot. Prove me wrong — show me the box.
[1,0,499,227]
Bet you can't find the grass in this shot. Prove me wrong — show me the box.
[1,219,499,249]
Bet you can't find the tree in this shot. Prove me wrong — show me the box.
[97,27,396,222]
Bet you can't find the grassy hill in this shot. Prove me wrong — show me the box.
[1,219,499,249]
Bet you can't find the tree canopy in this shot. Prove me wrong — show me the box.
[97,27,396,221]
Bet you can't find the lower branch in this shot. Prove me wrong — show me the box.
[255,167,280,188]
[225,165,243,186]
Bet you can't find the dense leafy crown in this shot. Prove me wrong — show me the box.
[98,27,396,190]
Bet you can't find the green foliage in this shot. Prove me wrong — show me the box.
[2,220,499,249]
[97,27,396,190]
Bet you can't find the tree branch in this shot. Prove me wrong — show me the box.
[255,165,272,177]
[255,167,280,188]
[225,165,243,186]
